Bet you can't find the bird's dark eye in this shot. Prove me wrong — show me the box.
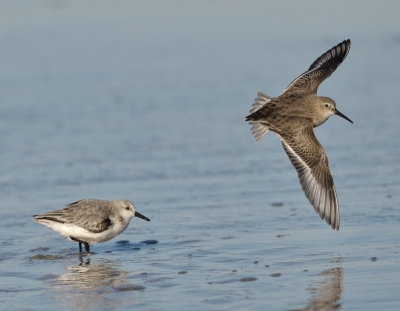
[126,206,129,210]
[325,104,329,108]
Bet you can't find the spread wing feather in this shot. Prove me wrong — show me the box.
[284,39,351,93]
[279,124,340,230]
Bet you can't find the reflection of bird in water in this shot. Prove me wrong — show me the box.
[59,258,129,287]
[288,267,343,311]
[49,258,144,309]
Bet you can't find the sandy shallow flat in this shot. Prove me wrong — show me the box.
[0,1,400,310]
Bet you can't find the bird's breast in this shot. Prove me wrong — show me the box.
[313,114,330,127]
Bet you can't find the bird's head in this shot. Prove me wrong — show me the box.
[113,199,150,222]
[317,96,353,126]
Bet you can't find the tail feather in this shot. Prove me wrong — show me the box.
[249,92,272,114]
[247,92,272,142]
[249,121,269,142]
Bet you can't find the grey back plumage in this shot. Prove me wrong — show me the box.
[34,199,114,233]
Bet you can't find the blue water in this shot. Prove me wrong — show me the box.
[0,1,400,310]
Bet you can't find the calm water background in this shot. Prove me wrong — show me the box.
[0,1,400,310]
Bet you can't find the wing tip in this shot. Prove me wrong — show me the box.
[307,38,351,72]
[328,216,340,231]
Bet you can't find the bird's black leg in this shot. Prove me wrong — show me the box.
[83,242,90,253]
[70,236,93,254]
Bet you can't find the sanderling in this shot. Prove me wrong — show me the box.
[246,39,353,230]
[33,198,150,253]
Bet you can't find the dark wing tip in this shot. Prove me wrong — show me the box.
[34,216,65,224]
[284,39,351,93]
[308,39,351,72]
[67,199,84,206]
[331,219,340,231]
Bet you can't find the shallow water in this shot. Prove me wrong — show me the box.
[1,1,400,310]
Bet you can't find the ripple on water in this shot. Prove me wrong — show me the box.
[140,240,158,245]
[270,273,282,277]
[36,274,59,281]
[29,247,49,252]
[208,278,239,285]
[30,254,65,260]
[114,284,145,292]
[239,277,258,282]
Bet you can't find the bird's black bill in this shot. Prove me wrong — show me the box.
[335,109,353,124]
[135,211,150,221]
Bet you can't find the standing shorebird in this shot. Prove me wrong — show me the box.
[34,199,150,253]
[246,39,353,230]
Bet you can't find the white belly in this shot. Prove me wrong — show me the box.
[37,219,130,244]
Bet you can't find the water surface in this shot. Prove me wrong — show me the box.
[0,1,400,310]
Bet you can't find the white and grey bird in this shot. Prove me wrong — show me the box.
[33,199,150,253]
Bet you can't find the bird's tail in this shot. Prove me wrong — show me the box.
[247,92,271,142]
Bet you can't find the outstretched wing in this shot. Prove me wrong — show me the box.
[284,39,351,93]
[279,123,340,230]
[34,199,112,233]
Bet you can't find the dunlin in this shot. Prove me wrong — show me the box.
[34,199,150,253]
[246,39,353,230]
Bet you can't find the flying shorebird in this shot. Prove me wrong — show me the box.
[33,199,150,253]
[245,39,353,230]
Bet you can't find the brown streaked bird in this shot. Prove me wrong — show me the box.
[33,199,150,253]
[246,39,353,230]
